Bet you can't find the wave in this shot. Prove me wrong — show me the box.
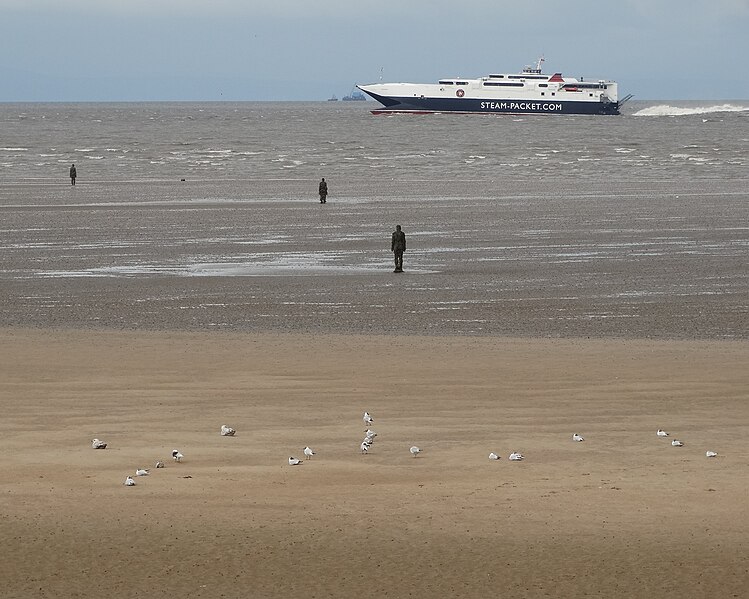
[633,104,749,117]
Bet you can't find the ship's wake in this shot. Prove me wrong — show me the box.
[633,104,749,117]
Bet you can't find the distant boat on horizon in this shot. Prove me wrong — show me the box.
[327,94,339,101]
[342,86,366,102]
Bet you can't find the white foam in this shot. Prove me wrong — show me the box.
[633,104,749,117]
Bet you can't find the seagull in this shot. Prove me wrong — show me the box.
[288,456,303,466]
[360,441,370,454]
[364,429,377,439]
[572,433,585,442]
[124,476,136,486]
[705,451,718,458]
[410,446,421,457]
[172,449,184,462]
[657,429,669,437]
[509,452,524,461]
[155,461,165,469]
[303,446,315,460]
[220,424,236,436]
[671,440,684,447]
[363,412,374,426]
[488,452,500,460]
[91,438,107,449]
[136,468,149,476]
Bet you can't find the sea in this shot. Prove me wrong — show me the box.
[1,100,748,339]
[2,100,749,182]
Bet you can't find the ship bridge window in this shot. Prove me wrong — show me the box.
[483,82,524,87]
[567,83,607,89]
[489,74,505,78]
[455,81,469,86]
[438,80,454,85]
[538,83,548,88]
[508,75,547,80]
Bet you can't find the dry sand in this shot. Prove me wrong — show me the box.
[1,328,747,598]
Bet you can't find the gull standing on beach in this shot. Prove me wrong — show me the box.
[572,433,585,442]
[220,424,236,436]
[91,438,107,449]
[172,449,184,462]
[304,446,316,460]
[410,446,421,457]
[363,412,374,426]
[360,440,371,454]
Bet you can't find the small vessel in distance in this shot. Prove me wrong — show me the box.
[342,87,366,101]
[327,94,339,101]
[357,58,632,115]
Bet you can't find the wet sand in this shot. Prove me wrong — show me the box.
[1,178,747,339]
[1,329,748,598]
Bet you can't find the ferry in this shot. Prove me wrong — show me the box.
[357,58,632,116]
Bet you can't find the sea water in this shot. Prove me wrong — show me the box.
[1,100,748,182]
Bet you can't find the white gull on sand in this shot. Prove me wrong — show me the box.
[488,452,500,460]
[360,441,370,454]
[135,468,149,476]
[288,456,303,466]
[220,424,236,436]
[172,449,184,462]
[705,451,718,458]
[304,446,316,460]
[657,429,669,437]
[363,412,374,426]
[91,438,107,449]
[572,433,585,442]
[509,452,524,461]
[155,461,165,469]
[124,476,136,486]
[410,446,421,457]
[671,440,684,447]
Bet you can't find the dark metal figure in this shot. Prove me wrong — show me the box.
[391,224,406,272]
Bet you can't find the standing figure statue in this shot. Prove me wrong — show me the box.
[69,163,77,186]
[318,177,328,203]
[391,224,406,273]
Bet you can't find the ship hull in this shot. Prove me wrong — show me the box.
[360,89,620,116]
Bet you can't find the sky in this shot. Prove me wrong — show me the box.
[1,0,748,101]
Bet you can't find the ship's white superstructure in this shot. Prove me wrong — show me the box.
[358,58,630,115]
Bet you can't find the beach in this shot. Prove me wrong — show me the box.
[2,101,748,597]
[1,329,748,598]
